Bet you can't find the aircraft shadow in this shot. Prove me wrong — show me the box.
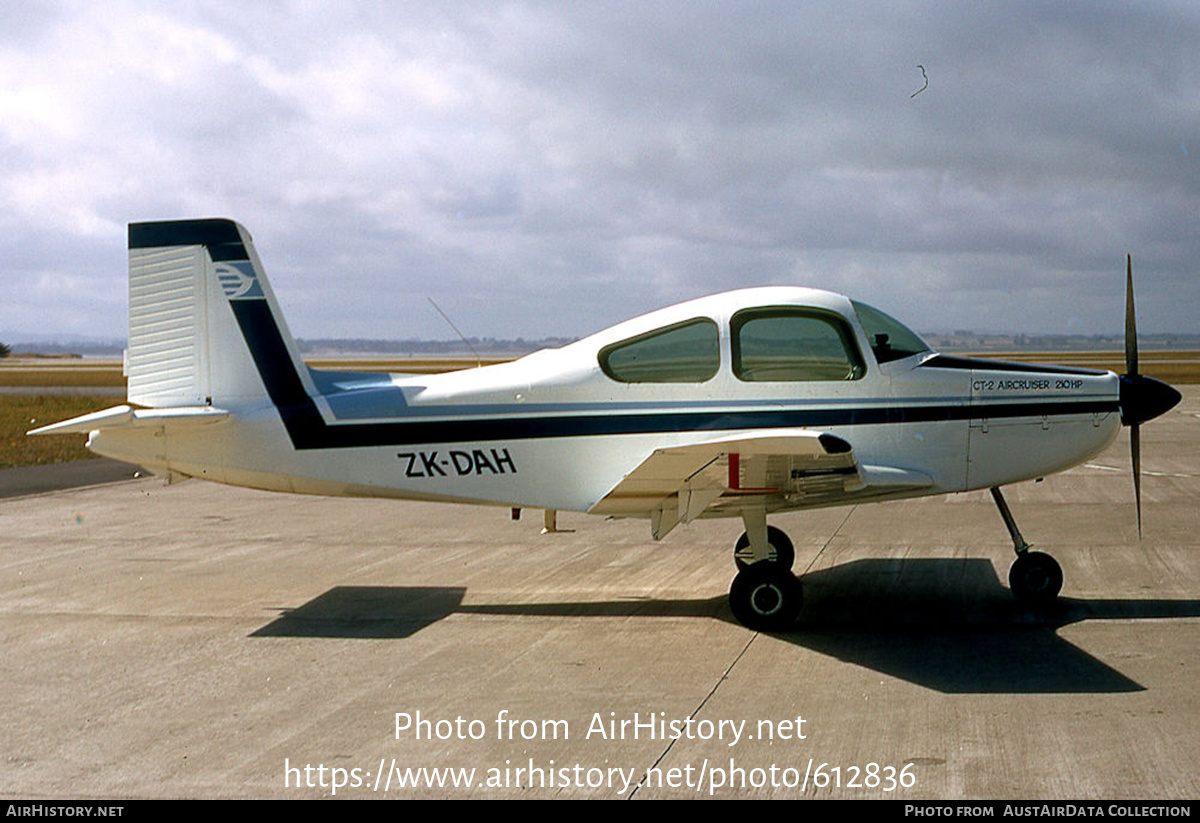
[250,559,1200,694]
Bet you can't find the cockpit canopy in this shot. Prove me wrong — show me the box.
[595,293,931,384]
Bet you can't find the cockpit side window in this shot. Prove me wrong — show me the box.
[599,318,720,383]
[732,308,865,382]
[851,300,931,364]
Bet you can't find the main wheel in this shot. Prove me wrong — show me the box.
[729,563,803,631]
[733,525,795,570]
[1009,551,1063,605]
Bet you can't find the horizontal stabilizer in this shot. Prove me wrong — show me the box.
[28,405,230,436]
[27,405,135,436]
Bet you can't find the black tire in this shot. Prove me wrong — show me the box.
[1009,551,1063,605]
[729,563,803,631]
[733,525,795,570]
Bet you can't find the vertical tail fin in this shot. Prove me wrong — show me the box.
[126,219,308,409]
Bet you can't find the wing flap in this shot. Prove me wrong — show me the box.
[590,429,934,540]
[588,430,852,535]
[589,429,829,512]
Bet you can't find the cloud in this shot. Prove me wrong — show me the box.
[2,1,1197,341]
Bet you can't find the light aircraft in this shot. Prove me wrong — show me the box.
[32,219,1181,630]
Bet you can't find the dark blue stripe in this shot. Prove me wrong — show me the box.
[305,399,1117,449]
[232,300,327,449]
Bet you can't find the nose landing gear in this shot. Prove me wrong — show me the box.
[991,486,1063,604]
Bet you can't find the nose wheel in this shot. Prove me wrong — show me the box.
[1008,551,1063,604]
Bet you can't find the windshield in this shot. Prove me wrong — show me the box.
[851,300,931,364]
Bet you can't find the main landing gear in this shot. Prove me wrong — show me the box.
[991,486,1063,605]
[728,509,803,631]
[733,525,795,570]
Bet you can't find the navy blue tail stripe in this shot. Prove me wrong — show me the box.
[130,219,244,249]
[232,300,328,449]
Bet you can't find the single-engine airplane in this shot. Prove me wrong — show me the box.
[32,219,1181,630]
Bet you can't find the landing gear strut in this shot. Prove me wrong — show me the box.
[733,525,795,570]
[991,486,1063,604]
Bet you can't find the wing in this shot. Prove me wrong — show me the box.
[588,429,932,540]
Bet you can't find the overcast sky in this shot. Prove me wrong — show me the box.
[3,1,1198,343]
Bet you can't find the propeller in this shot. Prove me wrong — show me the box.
[1118,254,1182,536]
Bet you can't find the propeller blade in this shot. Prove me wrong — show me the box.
[1125,253,1143,538]
[1125,254,1138,377]
[1131,422,1142,538]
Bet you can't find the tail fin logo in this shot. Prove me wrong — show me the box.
[214,261,264,300]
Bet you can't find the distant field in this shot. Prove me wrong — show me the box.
[2,351,1199,387]
[0,358,127,387]
[970,350,1200,384]
[0,356,499,389]
[0,395,107,468]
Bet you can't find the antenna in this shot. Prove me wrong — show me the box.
[427,297,482,368]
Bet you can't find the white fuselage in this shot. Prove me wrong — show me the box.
[88,286,1121,518]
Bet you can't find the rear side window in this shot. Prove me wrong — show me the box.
[600,318,720,383]
[732,308,865,381]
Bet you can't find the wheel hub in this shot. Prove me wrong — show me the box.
[750,583,784,616]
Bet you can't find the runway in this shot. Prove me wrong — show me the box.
[1,391,1197,799]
